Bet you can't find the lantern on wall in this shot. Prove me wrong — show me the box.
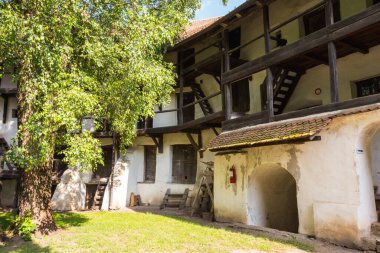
[229,165,237,184]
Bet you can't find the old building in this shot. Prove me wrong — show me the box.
[2,0,380,249]
[126,0,380,249]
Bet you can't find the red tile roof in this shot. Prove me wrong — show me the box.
[179,17,221,42]
[208,104,380,151]
[208,118,331,151]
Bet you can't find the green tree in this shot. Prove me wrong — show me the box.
[0,0,199,233]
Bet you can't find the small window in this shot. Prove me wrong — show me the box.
[228,27,241,59]
[303,1,340,36]
[172,145,197,184]
[232,78,250,113]
[144,146,156,183]
[356,76,380,97]
[11,109,17,118]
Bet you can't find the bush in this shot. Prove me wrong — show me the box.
[15,212,36,241]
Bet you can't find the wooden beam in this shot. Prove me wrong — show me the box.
[263,3,274,121]
[221,3,380,84]
[223,93,380,132]
[326,0,339,103]
[198,133,204,158]
[150,135,163,153]
[186,132,204,158]
[145,111,225,135]
[303,54,329,65]
[178,52,184,125]
[212,127,220,136]
[222,29,233,120]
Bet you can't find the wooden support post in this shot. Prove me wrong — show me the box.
[222,30,232,120]
[151,135,163,153]
[178,51,184,125]
[198,133,204,159]
[186,132,204,158]
[325,0,339,103]
[263,3,274,120]
[212,127,220,136]
[108,132,117,210]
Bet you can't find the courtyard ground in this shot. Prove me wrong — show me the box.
[0,207,362,253]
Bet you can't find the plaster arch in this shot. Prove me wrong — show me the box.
[355,122,380,235]
[247,163,299,233]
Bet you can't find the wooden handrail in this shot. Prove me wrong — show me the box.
[228,1,326,55]
[182,91,222,109]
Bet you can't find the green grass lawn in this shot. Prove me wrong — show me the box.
[0,211,313,253]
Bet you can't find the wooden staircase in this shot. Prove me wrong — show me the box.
[160,188,189,209]
[190,83,213,116]
[261,67,304,115]
[92,181,107,210]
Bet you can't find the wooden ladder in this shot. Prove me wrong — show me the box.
[92,180,107,210]
[191,171,214,218]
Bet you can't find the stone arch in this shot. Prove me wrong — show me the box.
[247,163,299,233]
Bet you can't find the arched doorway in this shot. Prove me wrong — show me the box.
[371,130,380,220]
[248,164,299,233]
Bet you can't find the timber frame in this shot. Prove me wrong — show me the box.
[137,0,380,136]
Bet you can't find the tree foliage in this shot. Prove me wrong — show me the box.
[0,0,200,172]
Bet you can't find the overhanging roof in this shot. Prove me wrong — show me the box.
[208,117,330,151]
[208,103,380,151]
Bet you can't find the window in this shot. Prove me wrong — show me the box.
[232,79,250,113]
[11,109,17,118]
[180,48,195,85]
[144,146,156,183]
[356,76,380,97]
[172,145,197,184]
[177,92,195,124]
[303,1,340,36]
[228,27,241,59]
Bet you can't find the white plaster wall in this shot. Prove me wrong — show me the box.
[213,108,380,247]
[214,152,249,223]
[195,74,222,118]
[127,129,219,206]
[101,156,130,210]
[0,74,18,146]
[371,131,380,189]
[153,93,177,128]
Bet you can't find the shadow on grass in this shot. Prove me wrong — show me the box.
[138,210,314,252]
[0,239,51,253]
[0,211,89,253]
[53,212,89,229]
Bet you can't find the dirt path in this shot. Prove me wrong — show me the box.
[126,206,363,253]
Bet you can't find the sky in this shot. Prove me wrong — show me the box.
[195,0,246,20]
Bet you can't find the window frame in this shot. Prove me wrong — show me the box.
[171,144,197,184]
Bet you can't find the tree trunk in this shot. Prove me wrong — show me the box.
[18,161,57,234]
[17,89,57,234]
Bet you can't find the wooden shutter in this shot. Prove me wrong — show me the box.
[172,145,197,184]
[144,146,156,182]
